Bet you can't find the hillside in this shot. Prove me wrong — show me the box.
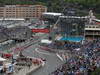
[0,0,100,12]
[0,0,100,18]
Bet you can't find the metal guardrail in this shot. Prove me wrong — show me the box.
[38,45,71,53]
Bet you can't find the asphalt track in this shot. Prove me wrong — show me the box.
[22,44,64,75]
[0,33,64,75]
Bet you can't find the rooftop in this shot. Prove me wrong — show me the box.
[0,18,25,21]
[43,12,62,16]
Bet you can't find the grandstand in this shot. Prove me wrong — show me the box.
[0,32,8,42]
[0,26,32,42]
[58,16,86,37]
[0,26,8,42]
[7,26,32,41]
[42,12,62,23]
[42,12,62,19]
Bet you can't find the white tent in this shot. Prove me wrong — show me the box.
[41,39,52,44]
[0,57,6,61]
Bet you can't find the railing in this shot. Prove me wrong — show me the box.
[85,32,100,35]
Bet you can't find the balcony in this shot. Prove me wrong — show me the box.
[85,32,100,35]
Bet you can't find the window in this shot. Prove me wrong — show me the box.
[89,26,91,28]
[85,26,88,28]
[92,26,95,28]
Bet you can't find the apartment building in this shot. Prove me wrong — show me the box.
[0,5,47,19]
[85,24,100,39]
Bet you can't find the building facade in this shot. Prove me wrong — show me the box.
[85,10,100,39]
[85,24,100,39]
[0,5,47,19]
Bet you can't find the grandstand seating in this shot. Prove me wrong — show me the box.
[0,26,32,42]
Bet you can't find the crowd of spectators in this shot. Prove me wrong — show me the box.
[39,40,82,50]
[0,25,32,43]
[50,39,100,75]
[0,26,9,42]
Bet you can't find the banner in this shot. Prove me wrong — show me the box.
[32,29,49,33]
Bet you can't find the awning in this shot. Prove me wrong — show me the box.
[32,29,49,33]
[3,53,12,58]
[60,37,84,42]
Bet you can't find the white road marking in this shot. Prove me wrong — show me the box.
[35,48,51,55]
[56,53,64,61]
[41,61,45,66]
